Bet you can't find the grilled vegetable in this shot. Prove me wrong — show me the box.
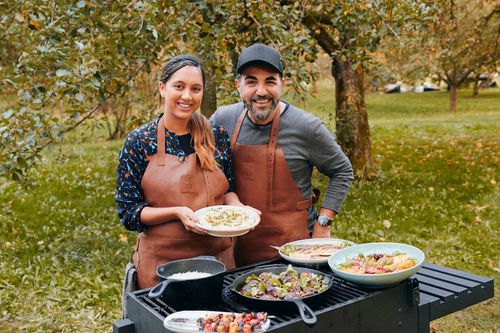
[340,252,416,274]
[240,265,329,300]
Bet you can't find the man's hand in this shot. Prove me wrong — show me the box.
[312,223,331,238]
[312,208,336,238]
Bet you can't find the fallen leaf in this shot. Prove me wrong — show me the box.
[119,234,128,242]
[491,179,497,185]
[428,187,434,192]
[383,220,391,229]
[475,216,481,222]
[29,19,41,30]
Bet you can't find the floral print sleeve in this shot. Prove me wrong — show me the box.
[115,117,235,232]
[115,124,151,232]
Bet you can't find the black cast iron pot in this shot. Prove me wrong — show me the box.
[230,264,333,326]
[148,256,226,308]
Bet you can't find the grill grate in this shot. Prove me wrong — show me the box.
[131,264,371,331]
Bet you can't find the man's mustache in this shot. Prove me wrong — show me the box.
[252,96,273,101]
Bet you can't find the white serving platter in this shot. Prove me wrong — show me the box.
[194,205,260,237]
[164,310,270,333]
[277,238,356,265]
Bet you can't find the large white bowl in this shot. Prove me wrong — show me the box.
[278,238,356,265]
[194,205,260,237]
[328,242,425,288]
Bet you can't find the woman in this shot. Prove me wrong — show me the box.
[115,55,244,289]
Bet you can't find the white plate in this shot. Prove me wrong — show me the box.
[328,242,425,288]
[164,310,270,333]
[277,238,356,265]
[194,205,260,237]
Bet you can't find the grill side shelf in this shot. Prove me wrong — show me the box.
[416,263,494,320]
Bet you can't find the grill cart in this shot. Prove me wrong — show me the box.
[113,260,493,333]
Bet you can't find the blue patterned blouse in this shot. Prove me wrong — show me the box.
[115,115,235,232]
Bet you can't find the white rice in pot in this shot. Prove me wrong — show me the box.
[168,271,212,280]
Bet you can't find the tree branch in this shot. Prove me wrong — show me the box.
[26,60,150,160]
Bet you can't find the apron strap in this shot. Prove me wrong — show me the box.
[202,167,216,206]
[157,115,166,166]
[230,107,247,150]
[296,198,313,210]
[267,108,280,210]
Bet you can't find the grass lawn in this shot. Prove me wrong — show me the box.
[1,85,499,332]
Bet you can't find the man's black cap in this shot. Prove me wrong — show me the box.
[236,44,283,76]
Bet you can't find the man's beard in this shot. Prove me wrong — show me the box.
[244,95,279,121]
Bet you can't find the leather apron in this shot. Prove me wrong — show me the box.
[133,116,235,289]
[230,109,311,267]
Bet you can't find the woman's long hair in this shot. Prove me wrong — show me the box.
[159,55,217,171]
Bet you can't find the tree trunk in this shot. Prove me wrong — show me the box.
[449,83,458,112]
[331,57,374,179]
[472,75,479,97]
[200,62,217,118]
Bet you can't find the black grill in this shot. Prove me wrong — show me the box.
[114,261,494,333]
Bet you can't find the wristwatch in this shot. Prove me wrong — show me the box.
[317,214,332,227]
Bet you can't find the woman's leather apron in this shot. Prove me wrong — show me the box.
[230,109,311,267]
[133,116,235,289]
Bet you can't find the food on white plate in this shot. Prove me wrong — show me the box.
[280,242,352,259]
[339,252,416,274]
[196,312,268,332]
[197,206,256,229]
[239,265,329,300]
[167,271,212,280]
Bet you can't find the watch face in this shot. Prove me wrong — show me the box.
[318,215,331,226]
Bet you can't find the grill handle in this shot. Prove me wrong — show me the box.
[148,280,177,299]
[291,299,317,326]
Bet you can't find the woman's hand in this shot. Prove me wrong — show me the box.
[175,207,207,235]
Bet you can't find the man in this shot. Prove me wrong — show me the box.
[211,43,354,267]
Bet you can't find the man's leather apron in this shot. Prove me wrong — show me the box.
[133,116,235,289]
[230,109,311,267]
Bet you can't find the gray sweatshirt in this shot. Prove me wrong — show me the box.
[211,102,354,228]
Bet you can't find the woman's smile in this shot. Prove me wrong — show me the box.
[177,101,194,111]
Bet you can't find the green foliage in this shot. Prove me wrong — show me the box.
[378,0,499,110]
[0,0,166,180]
[0,0,438,180]
[1,87,498,332]
[0,0,320,181]
[301,0,433,68]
